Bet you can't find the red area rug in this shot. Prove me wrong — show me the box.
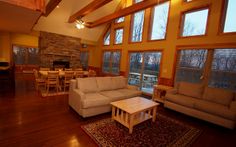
[82,114,202,146]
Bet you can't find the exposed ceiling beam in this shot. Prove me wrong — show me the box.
[43,0,62,17]
[68,0,113,23]
[88,0,159,28]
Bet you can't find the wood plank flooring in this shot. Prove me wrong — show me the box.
[0,73,235,146]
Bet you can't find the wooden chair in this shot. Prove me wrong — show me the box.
[46,71,60,94]
[75,70,84,78]
[74,68,83,71]
[88,70,96,77]
[33,69,46,91]
[63,71,75,91]
[39,67,50,71]
[54,68,63,71]
[65,68,72,71]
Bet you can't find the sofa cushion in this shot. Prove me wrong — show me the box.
[77,77,98,93]
[178,82,203,99]
[230,101,236,112]
[203,87,234,106]
[96,77,113,91]
[82,93,110,108]
[100,90,126,102]
[165,93,196,108]
[194,99,236,120]
[116,88,142,98]
[112,76,127,90]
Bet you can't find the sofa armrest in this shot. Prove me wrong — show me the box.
[166,88,178,95]
[69,79,77,92]
[230,101,236,112]
[126,85,139,90]
[68,89,86,114]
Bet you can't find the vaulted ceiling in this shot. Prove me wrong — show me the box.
[35,0,121,42]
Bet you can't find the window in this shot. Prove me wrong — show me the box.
[13,45,39,65]
[150,1,170,40]
[209,49,236,90]
[115,17,125,23]
[181,8,209,37]
[131,10,145,42]
[128,51,162,94]
[114,28,124,44]
[222,0,236,33]
[102,51,121,74]
[80,51,89,70]
[103,29,110,45]
[134,0,143,3]
[175,48,236,91]
[176,49,207,83]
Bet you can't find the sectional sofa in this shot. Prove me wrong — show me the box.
[69,76,142,117]
[164,82,236,129]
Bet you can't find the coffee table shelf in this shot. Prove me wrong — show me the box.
[111,97,159,134]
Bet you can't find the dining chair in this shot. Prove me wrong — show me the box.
[63,71,75,91]
[65,68,72,71]
[39,67,50,71]
[33,69,46,91]
[88,70,96,77]
[54,68,63,71]
[46,71,60,94]
[75,70,84,78]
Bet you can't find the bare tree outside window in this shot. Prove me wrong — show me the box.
[102,51,121,74]
[115,28,123,44]
[13,46,39,65]
[131,10,145,42]
[150,1,170,40]
[176,49,207,83]
[209,49,236,90]
[80,51,89,70]
[182,9,209,37]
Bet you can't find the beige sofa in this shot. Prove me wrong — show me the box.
[164,82,236,129]
[69,76,142,117]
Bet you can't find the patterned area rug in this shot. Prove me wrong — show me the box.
[82,114,202,147]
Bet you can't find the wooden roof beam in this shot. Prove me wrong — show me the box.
[88,0,159,28]
[68,0,113,23]
[43,0,62,17]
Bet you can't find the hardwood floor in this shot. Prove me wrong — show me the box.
[0,73,235,146]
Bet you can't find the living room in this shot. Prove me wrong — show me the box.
[0,0,236,146]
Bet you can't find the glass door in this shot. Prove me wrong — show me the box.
[128,51,162,94]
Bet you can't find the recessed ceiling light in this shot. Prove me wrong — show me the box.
[56,5,59,8]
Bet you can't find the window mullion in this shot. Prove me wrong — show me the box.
[202,49,214,87]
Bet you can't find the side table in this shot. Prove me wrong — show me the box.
[152,85,173,103]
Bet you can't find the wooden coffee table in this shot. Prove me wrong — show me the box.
[110,97,159,134]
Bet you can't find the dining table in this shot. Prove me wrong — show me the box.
[39,70,89,78]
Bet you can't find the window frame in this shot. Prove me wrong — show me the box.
[174,45,236,91]
[103,27,111,46]
[114,27,124,45]
[179,6,210,38]
[148,0,170,42]
[219,0,236,35]
[101,49,122,76]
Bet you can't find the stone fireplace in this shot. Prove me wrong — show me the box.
[39,31,82,68]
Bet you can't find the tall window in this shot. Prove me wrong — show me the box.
[128,51,162,94]
[222,0,236,33]
[103,29,110,45]
[131,0,144,42]
[150,1,170,40]
[176,49,207,83]
[115,17,125,23]
[181,8,209,37]
[80,51,89,70]
[115,28,124,44]
[13,45,39,65]
[176,48,236,91]
[209,49,236,90]
[102,51,121,75]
